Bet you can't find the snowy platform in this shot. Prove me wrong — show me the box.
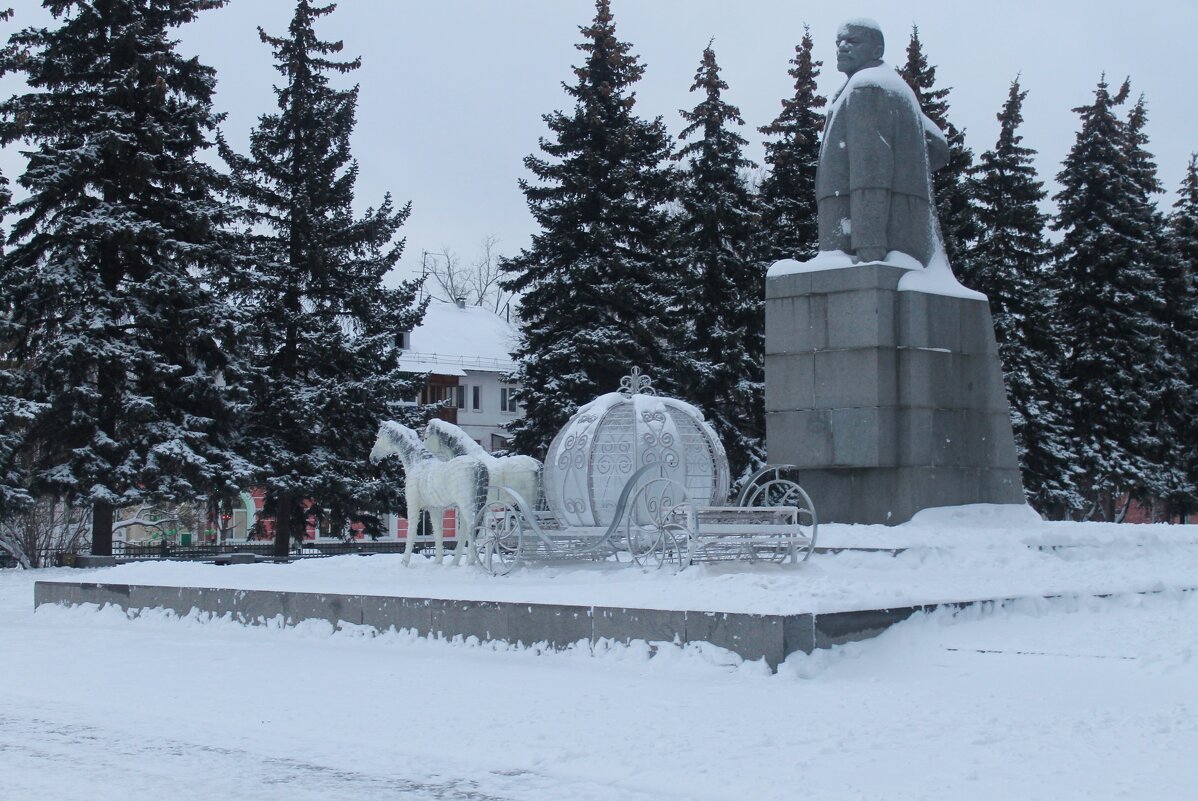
[34,506,1198,669]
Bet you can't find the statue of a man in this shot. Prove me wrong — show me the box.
[815,20,949,267]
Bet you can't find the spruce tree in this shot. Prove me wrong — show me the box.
[220,0,424,555]
[0,0,250,554]
[1165,155,1198,520]
[674,42,762,482]
[0,12,15,516]
[1,15,44,521]
[500,0,678,457]
[757,24,825,263]
[1126,99,1196,516]
[897,25,977,275]
[1051,77,1165,520]
[0,159,30,518]
[968,78,1081,516]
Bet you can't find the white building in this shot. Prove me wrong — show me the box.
[399,299,523,453]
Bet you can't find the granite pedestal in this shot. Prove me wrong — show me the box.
[765,264,1025,524]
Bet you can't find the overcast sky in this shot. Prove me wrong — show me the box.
[3,1,1196,286]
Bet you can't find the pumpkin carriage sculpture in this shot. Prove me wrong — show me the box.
[468,369,818,575]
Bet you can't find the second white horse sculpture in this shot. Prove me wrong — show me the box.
[423,418,542,508]
[370,421,488,565]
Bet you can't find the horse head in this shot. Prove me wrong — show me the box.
[370,421,431,467]
[423,418,484,460]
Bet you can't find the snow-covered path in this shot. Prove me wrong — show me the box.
[3,565,1196,800]
[0,710,533,801]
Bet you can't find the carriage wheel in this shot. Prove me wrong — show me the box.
[474,501,524,576]
[629,521,686,568]
[740,470,818,562]
[626,477,691,569]
[743,475,797,506]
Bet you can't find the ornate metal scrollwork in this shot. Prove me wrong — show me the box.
[618,366,656,398]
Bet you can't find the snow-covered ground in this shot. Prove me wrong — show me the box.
[4,509,1198,800]
[45,504,1198,614]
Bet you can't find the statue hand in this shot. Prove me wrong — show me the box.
[855,247,887,264]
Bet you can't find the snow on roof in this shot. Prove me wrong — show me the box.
[398,300,519,376]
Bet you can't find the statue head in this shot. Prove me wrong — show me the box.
[835,19,884,76]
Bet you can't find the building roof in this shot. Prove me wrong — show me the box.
[398,300,519,377]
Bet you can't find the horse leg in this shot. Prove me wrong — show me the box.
[431,508,445,564]
[451,506,471,566]
[466,509,478,565]
[403,494,421,566]
[464,509,479,566]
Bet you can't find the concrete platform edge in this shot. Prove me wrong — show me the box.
[32,582,1195,673]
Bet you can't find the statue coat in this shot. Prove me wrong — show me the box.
[815,63,949,266]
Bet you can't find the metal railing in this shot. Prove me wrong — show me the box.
[112,541,280,560]
[17,539,456,567]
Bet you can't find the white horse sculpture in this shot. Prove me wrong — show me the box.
[423,418,542,508]
[370,421,488,565]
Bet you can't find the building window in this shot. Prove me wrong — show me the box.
[472,385,481,411]
[421,381,459,408]
[456,385,467,410]
[501,387,519,413]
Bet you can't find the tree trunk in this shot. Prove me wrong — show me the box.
[1113,494,1131,524]
[92,243,121,559]
[272,491,292,559]
[91,500,113,556]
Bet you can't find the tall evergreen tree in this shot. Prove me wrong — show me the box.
[1051,76,1165,520]
[0,8,16,515]
[500,0,678,458]
[0,155,30,518]
[220,0,424,555]
[0,0,250,554]
[1165,154,1198,520]
[1,14,41,523]
[1126,99,1197,515]
[673,42,762,482]
[0,22,15,514]
[757,24,825,263]
[968,78,1081,515]
[897,25,978,275]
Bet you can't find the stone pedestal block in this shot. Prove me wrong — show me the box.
[765,264,1025,524]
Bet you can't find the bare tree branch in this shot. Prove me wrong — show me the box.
[424,246,466,304]
[423,236,517,317]
[0,498,91,568]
